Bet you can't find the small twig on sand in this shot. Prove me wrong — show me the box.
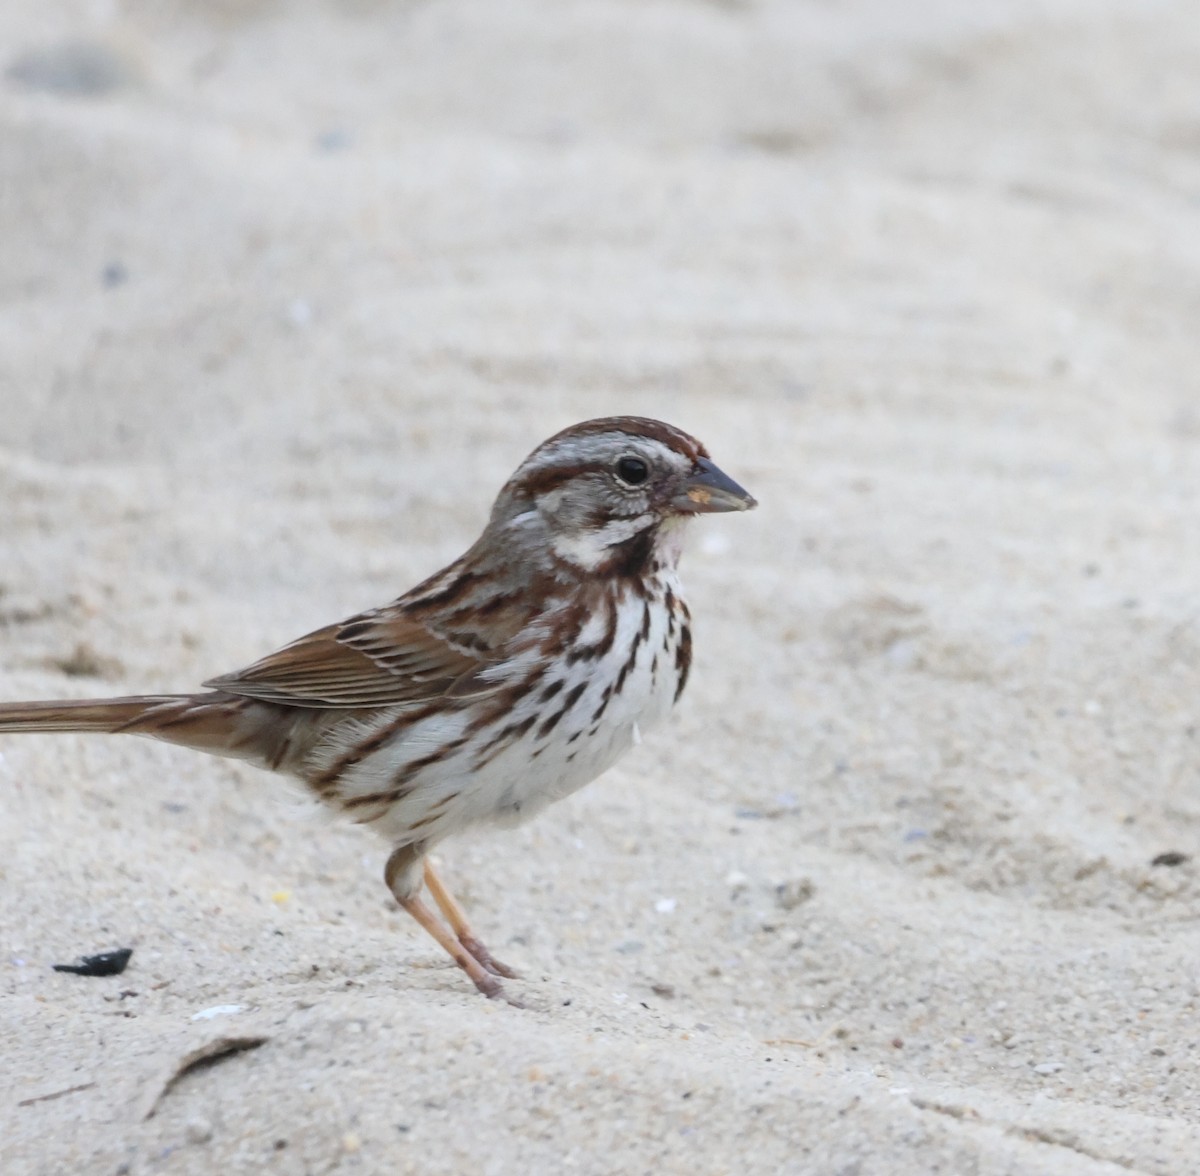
[141,1034,270,1120]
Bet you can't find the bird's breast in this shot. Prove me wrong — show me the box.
[320,576,691,845]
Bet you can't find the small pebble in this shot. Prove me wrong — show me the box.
[191,1004,244,1021]
[1151,851,1189,868]
[774,879,815,910]
[185,1117,213,1145]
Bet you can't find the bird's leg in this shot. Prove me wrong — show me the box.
[423,859,520,979]
[385,846,505,1000]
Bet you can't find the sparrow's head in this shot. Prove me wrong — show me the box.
[492,416,756,574]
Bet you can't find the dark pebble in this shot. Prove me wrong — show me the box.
[53,947,133,977]
[1151,851,1190,868]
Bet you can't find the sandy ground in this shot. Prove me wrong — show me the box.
[3,1,1200,1172]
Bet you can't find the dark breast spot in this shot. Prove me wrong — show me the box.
[536,680,588,740]
[590,682,614,724]
[674,621,693,703]
[566,593,619,663]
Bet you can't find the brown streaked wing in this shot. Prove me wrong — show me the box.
[202,610,497,709]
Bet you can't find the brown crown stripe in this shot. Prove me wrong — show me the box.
[537,416,707,462]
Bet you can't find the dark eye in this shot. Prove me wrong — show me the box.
[615,456,649,486]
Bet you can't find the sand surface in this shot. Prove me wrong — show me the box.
[3,1,1200,1172]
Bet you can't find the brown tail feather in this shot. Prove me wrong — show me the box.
[0,692,332,776]
[0,696,186,734]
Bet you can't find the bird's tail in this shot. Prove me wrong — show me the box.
[0,693,321,775]
[0,695,186,734]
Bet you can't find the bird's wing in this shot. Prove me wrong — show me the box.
[203,609,496,708]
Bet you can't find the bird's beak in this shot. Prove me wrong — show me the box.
[673,457,757,514]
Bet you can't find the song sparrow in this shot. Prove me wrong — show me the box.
[0,417,755,999]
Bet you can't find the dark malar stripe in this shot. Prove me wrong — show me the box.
[601,529,657,582]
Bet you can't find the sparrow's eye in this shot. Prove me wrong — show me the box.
[614,456,650,486]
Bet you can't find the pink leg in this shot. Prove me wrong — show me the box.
[423,860,520,979]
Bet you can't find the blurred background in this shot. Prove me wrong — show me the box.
[4,2,1200,1172]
